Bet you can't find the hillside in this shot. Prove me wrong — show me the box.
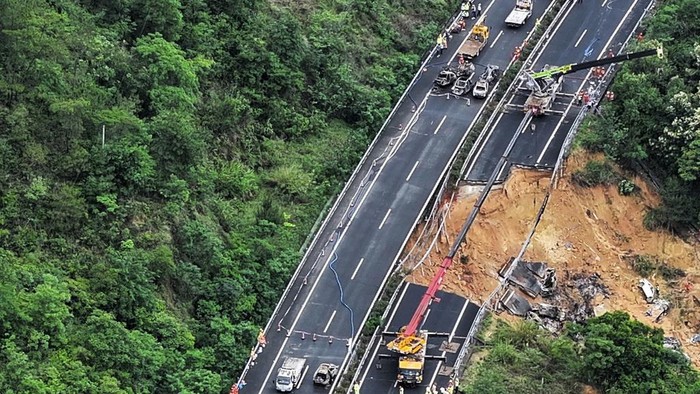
[0,0,460,392]
[409,151,700,363]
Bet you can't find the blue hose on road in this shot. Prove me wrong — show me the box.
[328,252,355,338]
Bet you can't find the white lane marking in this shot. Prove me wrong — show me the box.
[465,0,578,179]
[536,0,641,164]
[530,1,578,66]
[350,258,365,280]
[297,365,310,389]
[602,0,610,7]
[323,310,337,333]
[358,284,410,389]
[464,112,504,177]
[490,30,504,49]
[406,160,420,181]
[378,209,391,230]
[260,1,504,387]
[574,29,587,48]
[433,115,447,135]
[427,299,471,388]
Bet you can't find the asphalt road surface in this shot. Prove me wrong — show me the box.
[356,284,480,394]
[464,0,652,183]
[241,1,548,392]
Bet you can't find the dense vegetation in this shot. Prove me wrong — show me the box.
[0,0,460,392]
[460,312,700,394]
[577,0,700,232]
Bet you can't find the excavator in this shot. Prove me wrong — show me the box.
[516,46,663,116]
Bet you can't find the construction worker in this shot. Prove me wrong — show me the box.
[432,384,438,394]
[458,53,465,65]
[436,34,446,57]
[258,328,267,347]
[353,382,360,394]
[398,386,405,394]
[461,0,470,16]
[471,4,477,19]
[477,2,482,16]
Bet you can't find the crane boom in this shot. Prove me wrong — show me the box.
[530,47,663,80]
[401,256,453,339]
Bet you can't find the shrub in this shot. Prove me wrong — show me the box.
[617,179,638,195]
[572,160,618,187]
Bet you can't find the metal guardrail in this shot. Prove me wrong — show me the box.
[451,0,576,378]
[450,0,658,385]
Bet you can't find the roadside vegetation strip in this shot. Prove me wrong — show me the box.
[452,0,570,183]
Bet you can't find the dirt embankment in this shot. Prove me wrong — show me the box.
[406,150,700,365]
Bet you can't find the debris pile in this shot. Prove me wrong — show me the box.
[499,264,615,333]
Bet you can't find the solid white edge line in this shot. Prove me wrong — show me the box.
[323,310,337,333]
[406,160,421,181]
[433,115,447,135]
[358,284,411,389]
[350,258,365,281]
[427,299,471,388]
[464,112,504,178]
[297,364,310,389]
[378,209,392,230]
[536,0,641,164]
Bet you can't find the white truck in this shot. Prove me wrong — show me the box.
[275,357,307,392]
[505,0,533,27]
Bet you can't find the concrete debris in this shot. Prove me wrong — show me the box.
[541,269,557,296]
[645,299,670,323]
[533,303,562,320]
[527,311,562,334]
[593,303,607,317]
[528,303,567,333]
[506,260,556,297]
[638,279,656,303]
[664,337,682,351]
[500,288,532,316]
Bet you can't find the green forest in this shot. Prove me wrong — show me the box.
[460,312,700,394]
[578,0,700,231]
[0,0,459,392]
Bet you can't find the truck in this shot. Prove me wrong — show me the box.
[395,331,428,387]
[275,357,307,392]
[458,23,489,59]
[312,363,339,386]
[505,0,533,27]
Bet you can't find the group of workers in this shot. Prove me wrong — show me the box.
[461,0,482,20]
[352,381,455,393]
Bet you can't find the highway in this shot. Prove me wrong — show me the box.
[353,0,654,392]
[357,284,479,394]
[240,1,549,392]
[464,0,652,182]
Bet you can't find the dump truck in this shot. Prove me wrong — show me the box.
[395,331,428,386]
[312,363,339,386]
[505,0,532,27]
[458,23,489,59]
[275,357,307,392]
